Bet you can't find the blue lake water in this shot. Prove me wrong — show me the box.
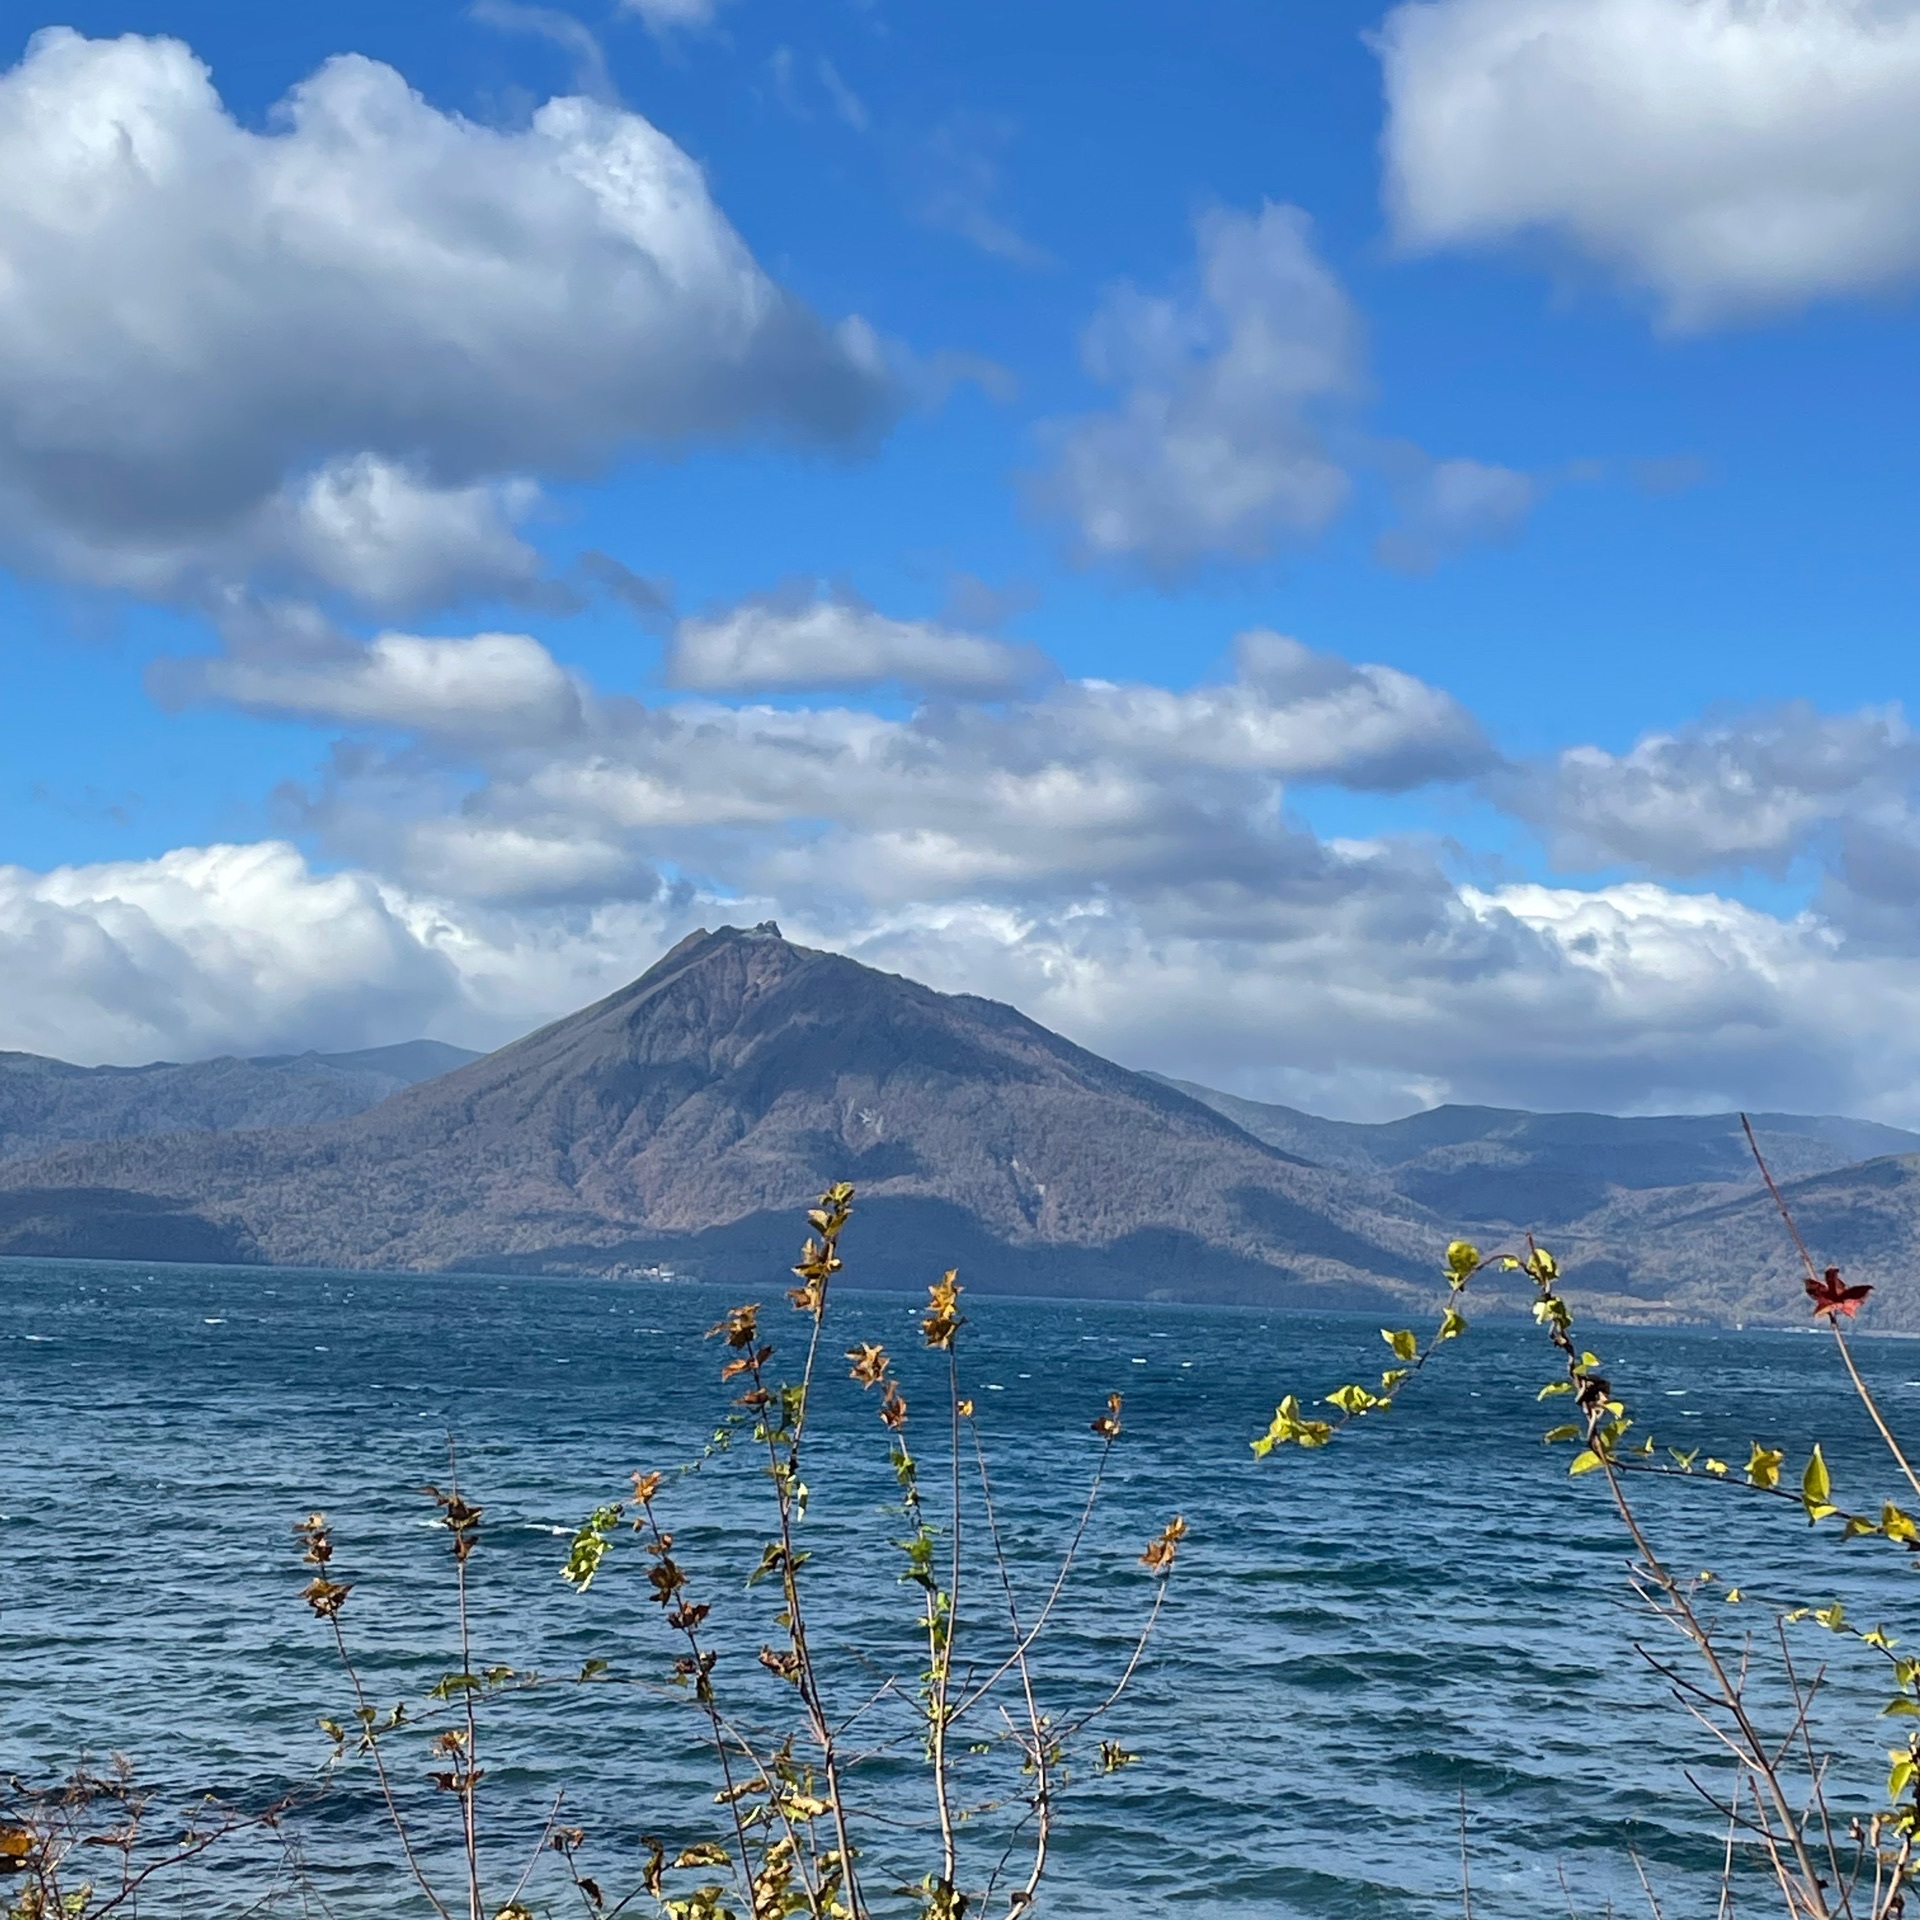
[6,1252,1920,1917]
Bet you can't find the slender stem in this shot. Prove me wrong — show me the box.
[1522,1236,1831,1918]
[634,1490,769,1917]
[965,1410,1051,1916]
[327,1615,454,1919]
[927,1349,964,1895]
[498,1793,565,1920]
[753,1293,864,1916]
[1583,1363,1833,1914]
[1629,1847,1666,1920]
[1830,1327,1920,1504]
[1714,1773,1739,1920]
[1776,1626,1845,1904]
[951,1432,1117,1720]
[1459,1785,1474,1920]
[1742,1116,1920,1503]
[447,1459,483,1920]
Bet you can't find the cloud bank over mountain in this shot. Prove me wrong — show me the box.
[15,601,1920,1125]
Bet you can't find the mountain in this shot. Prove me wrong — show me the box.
[1601,1153,1920,1326]
[9,934,1919,1326]
[0,926,1444,1306]
[0,1040,480,1164]
[1158,1077,1920,1221]
[1159,1078,1920,1327]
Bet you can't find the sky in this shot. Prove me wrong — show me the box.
[6,0,1920,1121]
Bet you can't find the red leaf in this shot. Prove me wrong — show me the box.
[1806,1266,1873,1321]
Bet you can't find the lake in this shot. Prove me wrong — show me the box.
[5,1252,1915,1916]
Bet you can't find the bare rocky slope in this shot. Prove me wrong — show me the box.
[0,926,1446,1305]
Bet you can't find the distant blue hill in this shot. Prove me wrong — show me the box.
[0,1038,481,1163]
[1154,1077,1920,1222]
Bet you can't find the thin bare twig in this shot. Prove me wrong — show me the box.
[1460,1784,1474,1920]
[1742,1114,1920,1504]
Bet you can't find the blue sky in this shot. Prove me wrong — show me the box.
[6,0,1920,1121]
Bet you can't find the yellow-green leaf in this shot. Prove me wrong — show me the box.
[1747,1444,1784,1491]
[1568,1449,1604,1477]
[1803,1444,1832,1510]
[1382,1328,1419,1362]
[1325,1384,1381,1415]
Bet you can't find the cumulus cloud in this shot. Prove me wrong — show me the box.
[854,879,1920,1121]
[1507,702,1917,874]
[1375,453,1541,574]
[0,840,701,1063]
[620,0,734,32]
[204,621,1488,909]
[668,586,1049,695]
[1032,202,1545,576]
[16,836,1920,1123]
[36,612,1920,1117]
[160,630,587,741]
[0,28,893,609]
[0,843,461,1063]
[1034,203,1360,575]
[1378,0,1920,323]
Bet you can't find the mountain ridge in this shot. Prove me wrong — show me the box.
[0,1039,480,1165]
[0,926,1442,1306]
[7,934,1919,1325]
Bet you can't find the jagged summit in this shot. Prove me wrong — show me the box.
[0,926,1438,1301]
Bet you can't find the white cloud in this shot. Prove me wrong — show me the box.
[915,117,1052,269]
[1034,203,1359,575]
[1507,702,1917,874]
[37,624,1920,1120]
[668,587,1049,695]
[816,58,869,133]
[258,459,545,614]
[0,840,703,1062]
[470,0,615,104]
[15,838,1920,1124]
[850,879,1920,1120]
[0,843,460,1063]
[620,0,733,32]
[1375,454,1540,573]
[1378,0,1920,323]
[205,623,1488,908]
[0,28,892,608]
[165,630,586,741]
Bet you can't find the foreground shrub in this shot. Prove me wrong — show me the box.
[293,1184,1181,1920]
[1258,1120,1920,1919]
